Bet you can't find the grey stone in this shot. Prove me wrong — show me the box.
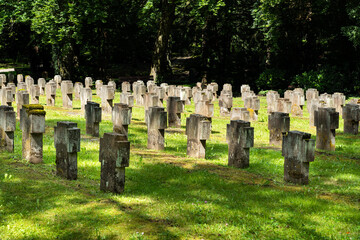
[308,99,326,127]
[95,80,103,96]
[133,81,146,105]
[54,121,80,180]
[290,92,305,117]
[38,78,46,95]
[314,108,339,151]
[146,107,167,150]
[17,74,24,83]
[266,90,280,114]
[226,120,254,168]
[100,85,114,114]
[168,85,176,97]
[332,92,346,115]
[240,85,251,100]
[244,96,260,114]
[319,93,334,108]
[20,104,46,164]
[219,93,233,116]
[195,100,214,119]
[1,87,13,106]
[186,114,211,158]
[80,87,92,111]
[342,104,360,135]
[275,98,292,114]
[0,74,6,88]
[306,88,319,104]
[108,80,116,92]
[25,76,34,91]
[30,85,40,104]
[230,107,250,122]
[85,101,102,137]
[120,92,134,109]
[207,83,218,98]
[113,103,131,137]
[99,132,130,194]
[7,83,16,100]
[144,93,160,121]
[0,105,16,152]
[268,112,290,146]
[74,82,83,100]
[16,90,29,118]
[61,81,73,109]
[183,87,192,105]
[85,77,93,89]
[167,96,184,128]
[54,75,62,89]
[282,131,315,185]
[45,81,57,106]
[121,81,131,92]
[284,90,293,100]
[156,86,166,105]
[17,82,27,91]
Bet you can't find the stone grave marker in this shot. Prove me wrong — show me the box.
[226,120,254,168]
[146,107,167,150]
[268,112,290,146]
[186,114,211,158]
[85,101,102,137]
[1,87,13,106]
[54,75,62,89]
[16,90,29,118]
[30,85,40,104]
[0,105,16,152]
[99,132,130,194]
[314,107,339,151]
[45,81,57,106]
[80,87,92,111]
[282,131,315,185]
[20,104,46,164]
[54,121,80,180]
[38,78,46,95]
[167,96,184,128]
[230,107,250,122]
[61,81,73,109]
[74,82,83,100]
[85,77,93,89]
[113,103,131,137]
[342,104,360,135]
[100,85,114,114]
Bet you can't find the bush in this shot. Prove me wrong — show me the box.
[292,66,353,94]
[256,68,287,92]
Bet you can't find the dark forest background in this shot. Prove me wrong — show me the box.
[1,0,360,94]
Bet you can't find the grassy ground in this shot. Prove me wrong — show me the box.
[0,89,359,239]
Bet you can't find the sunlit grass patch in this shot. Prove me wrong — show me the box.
[0,93,360,239]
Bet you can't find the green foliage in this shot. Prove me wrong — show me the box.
[342,2,360,47]
[256,68,287,91]
[292,66,355,94]
[2,0,360,93]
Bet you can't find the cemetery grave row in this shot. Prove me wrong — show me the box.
[0,73,358,194]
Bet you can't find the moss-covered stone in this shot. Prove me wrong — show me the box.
[28,109,46,116]
[22,104,46,115]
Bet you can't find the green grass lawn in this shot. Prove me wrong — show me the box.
[0,89,359,239]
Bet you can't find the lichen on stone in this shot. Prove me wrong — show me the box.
[22,104,46,115]
[28,109,46,116]
[22,104,44,110]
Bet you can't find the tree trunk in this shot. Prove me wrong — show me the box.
[150,0,176,83]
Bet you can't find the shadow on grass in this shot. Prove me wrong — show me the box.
[0,155,180,239]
